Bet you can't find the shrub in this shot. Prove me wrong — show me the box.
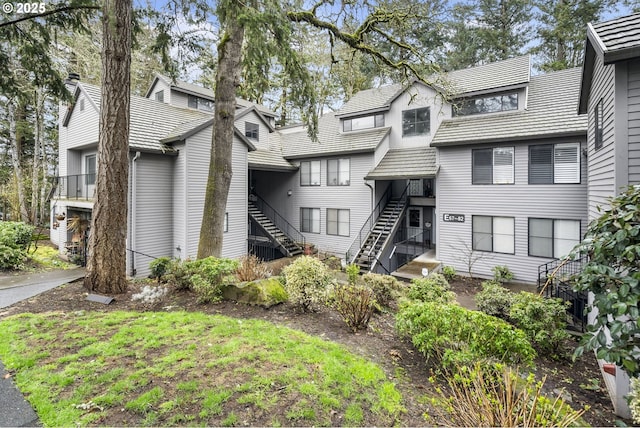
[362,273,401,308]
[407,273,456,304]
[509,292,570,356]
[396,301,535,368]
[332,284,376,332]
[149,257,172,281]
[165,257,239,303]
[431,363,586,427]
[0,221,34,249]
[282,255,333,312]
[0,244,27,270]
[492,265,514,284]
[630,377,640,425]
[441,265,456,282]
[236,254,271,282]
[475,280,515,320]
[345,263,360,285]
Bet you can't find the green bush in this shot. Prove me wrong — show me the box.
[492,265,514,284]
[0,244,27,270]
[396,301,536,369]
[0,221,34,249]
[166,257,239,303]
[475,280,515,320]
[407,273,456,304]
[149,257,172,280]
[441,265,456,282]
[332,284,376,332]
[362,273,401,308]
[345,263,360,285]
[509,292,569,356]
[282,255,333,312]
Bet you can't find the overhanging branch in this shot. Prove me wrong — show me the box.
[0,5,100,28]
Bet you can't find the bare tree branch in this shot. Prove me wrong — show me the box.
[0,5,100,28]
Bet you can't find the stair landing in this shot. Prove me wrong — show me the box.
[391,249,441,281]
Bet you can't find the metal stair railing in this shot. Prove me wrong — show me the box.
[250,193,305,248]
[346,183,393,263]
[367,183,410,271]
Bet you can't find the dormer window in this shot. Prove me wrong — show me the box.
[155,90,164,103]
[453,92,518,117]
[188,95,214,112]
[245,122,259,140]
[343,113,384,132]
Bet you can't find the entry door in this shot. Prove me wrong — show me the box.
[407,208,422,241]
[85,155,96,198]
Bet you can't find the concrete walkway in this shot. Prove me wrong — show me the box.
[0,267,85,309]
[0,268,85,426]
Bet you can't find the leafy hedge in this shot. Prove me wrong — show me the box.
[164,257,239,303]
[0,222,34,270]
[396,301,536,369]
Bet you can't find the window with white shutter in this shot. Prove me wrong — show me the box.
[472,147,514,184]
[529,143,580,184]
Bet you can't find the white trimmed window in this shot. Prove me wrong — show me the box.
[300,160,320,186]
[327,209,349,236]
[529,218,580,258]
[301,208,320,233]
[327,158,350,186]
[343,114,384,132]
[402,107,430,137]
[224,212,228,232]
[472,215,515,254]
[155,90,164,103]
[245,122,259,140]
[472,147,514,184]
[85,155,96,186]
[595,99,604,151]
[529,143,580,184]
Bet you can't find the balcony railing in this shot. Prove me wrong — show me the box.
[53,174,96,200]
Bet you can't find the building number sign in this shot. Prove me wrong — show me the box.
[443,213,465,223]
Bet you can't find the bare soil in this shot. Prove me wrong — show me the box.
[0,270,627,427]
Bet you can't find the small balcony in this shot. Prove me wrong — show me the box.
[53,174,96,200]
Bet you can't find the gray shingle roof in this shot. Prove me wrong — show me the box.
[365,148,438,180]
[281,112,391,159]
[432,67,586,147]
[81,84,211,153]
[588,13,640,64]
[248,149,297,171]
[445,55,531,95]
[335,56,532,118]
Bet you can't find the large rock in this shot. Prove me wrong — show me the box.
[222,278,288,308]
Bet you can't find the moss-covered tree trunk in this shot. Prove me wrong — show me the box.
[197,13,245,259]
[84,0,131,293]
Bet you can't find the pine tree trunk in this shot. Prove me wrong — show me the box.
[84,0,132,293]
[197,16,245,259]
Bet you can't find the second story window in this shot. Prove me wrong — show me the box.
[188,95,214,112]
[327,158,350,186]
[402,107,430,137]
[529,143,580,184]
[454,93,518,117]
[343,114,385,132]
[594,99,603,150]
[155,90,164,103]
[472,147,514,184]
[245,122,259,140]
[300,160,320,186]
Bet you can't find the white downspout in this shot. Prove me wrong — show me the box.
[130,151,141,276]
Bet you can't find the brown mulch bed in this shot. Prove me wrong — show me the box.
[0,270,626,427]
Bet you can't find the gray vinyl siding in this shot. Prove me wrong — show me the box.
[172,142,186,258]
[237,111,269,151]
[436,140,588,283]
[131,154,174,277]
[169,91,190,109]
[184,128,248,259]
[59,92,99,177]
[261,153,374,257]
[587,55,617,221]
[628,59,640,184]
[149,79,171,104]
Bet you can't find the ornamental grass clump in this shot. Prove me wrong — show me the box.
[282,255,333,312]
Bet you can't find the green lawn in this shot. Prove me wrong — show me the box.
[0,311,404,426]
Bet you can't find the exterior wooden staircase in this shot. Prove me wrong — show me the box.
[351,199,406,272]
[249,198,304,258]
